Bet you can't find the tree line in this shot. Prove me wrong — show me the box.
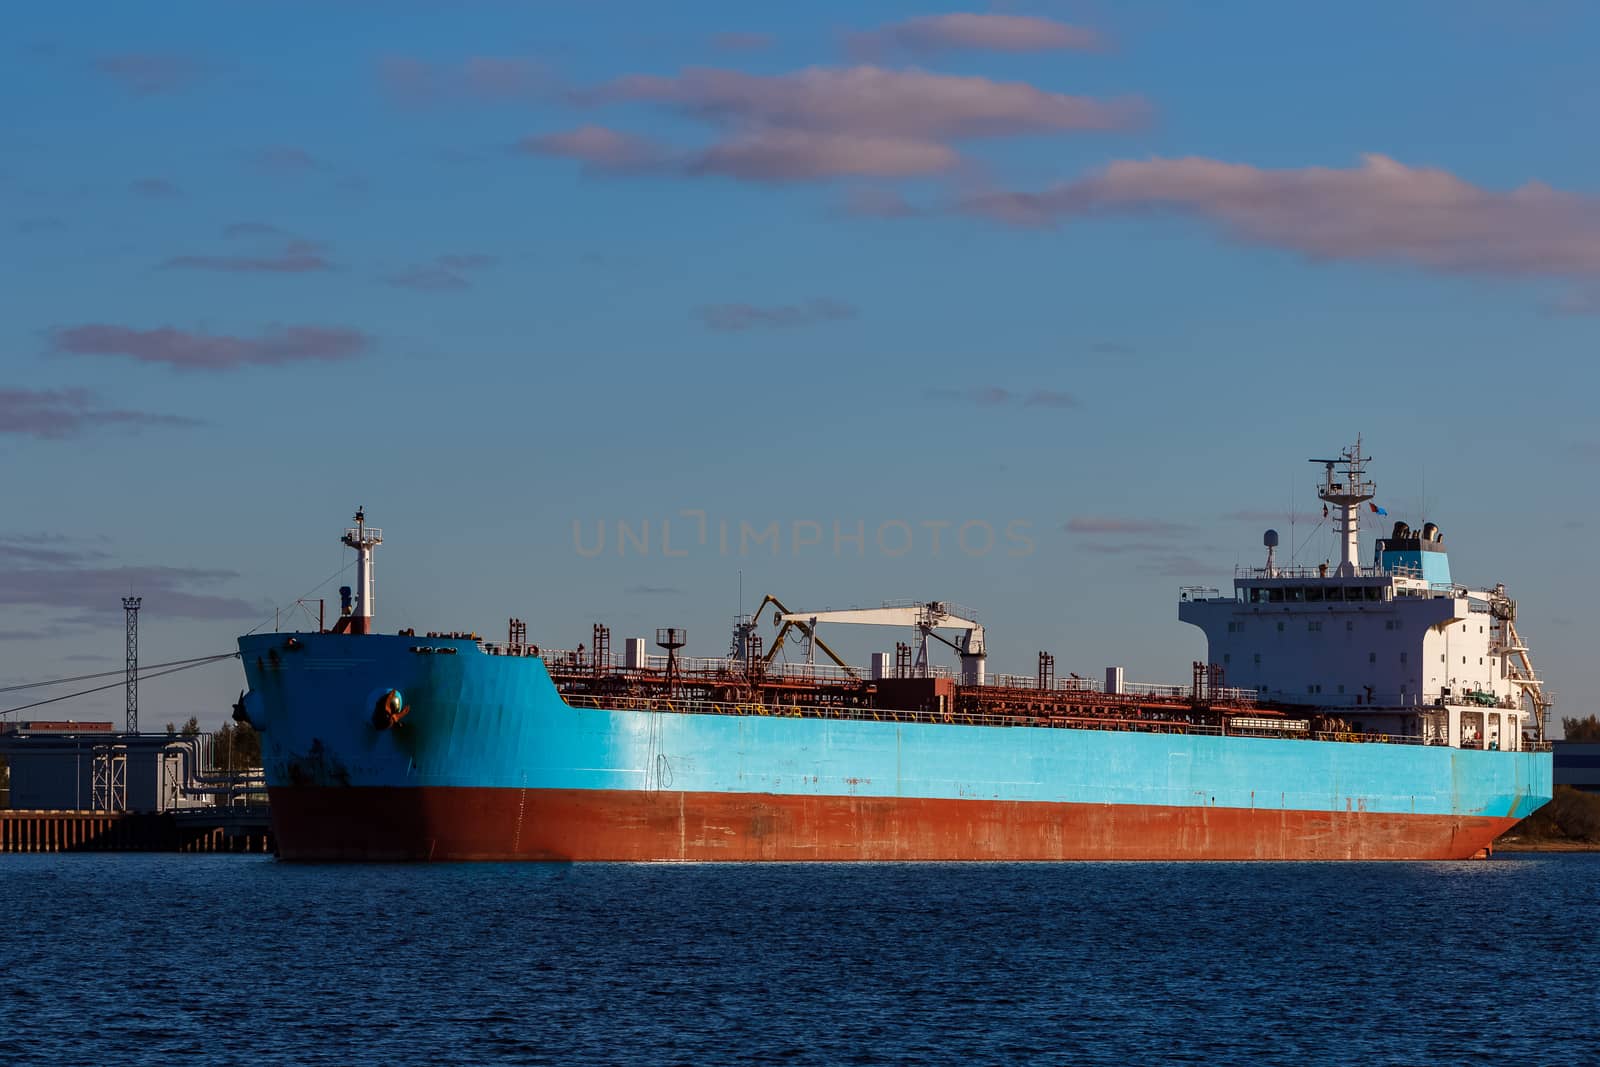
[1562,715,1600,742]
[166,717,262,770]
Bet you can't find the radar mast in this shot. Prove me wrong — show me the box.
[1310,437,1374,578]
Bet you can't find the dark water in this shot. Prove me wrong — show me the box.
[1,854,1594,1065]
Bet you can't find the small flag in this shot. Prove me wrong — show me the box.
[1369,503,1388,516]
[1322,504,1329,519]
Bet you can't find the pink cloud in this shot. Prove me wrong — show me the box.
[848,14,1106,56]
[0,387,199,439]
[93,54,203,96]
[383,253,498,293]
[964,154,1600,277]
[697,299,857,331]
[838,187,922,218]
[598,65,1145,140]
[518,126,672,173]
[693,128,958,181]
[51,324,370,371]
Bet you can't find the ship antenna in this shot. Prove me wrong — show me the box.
[338,507,383,635]
[1309,438,1375,579]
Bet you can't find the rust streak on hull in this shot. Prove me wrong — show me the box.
[268,786,1516,862]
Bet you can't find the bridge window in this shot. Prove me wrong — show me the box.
[1308,621,1322,632]
[1346,621,1354,631]
[1400,652,1408,664]
[1277,622,1285,632]
[1369,652,1376,663]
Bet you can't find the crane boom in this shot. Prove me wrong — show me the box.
[775,601,987,684]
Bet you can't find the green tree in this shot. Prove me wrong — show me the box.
[210,720,262,771]
[1561,715,1600,742]
[180,717,200,738]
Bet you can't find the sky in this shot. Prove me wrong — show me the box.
[3,1,1598,733]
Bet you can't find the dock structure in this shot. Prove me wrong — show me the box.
[0,722,273,854]
[0,808,273,853]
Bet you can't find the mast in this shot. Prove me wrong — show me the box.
[340,507,383,635]
[1310,437,1375,578]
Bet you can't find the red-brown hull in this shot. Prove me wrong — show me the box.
[268,786,1515,862]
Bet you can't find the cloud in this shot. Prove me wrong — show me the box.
[383,253,498,292]
[847,14,1105,56]
[94,54,203,96]
[518,126,673,173]
[252,146,319,174]
[964,154,1600,278]
[163,229,332,273]
[379,55,552,106]
[1065,517,1190,536]
[693,128,958,181]
[160,241,332,274]
[0,540,259,620]
[924,387,1078,409]
[0,387,199,440]
[130,177,182,198]
[598,65,1145,141]
[552,65,1145,183]
[838,187,922,218]
[697,299,857,331]
[712,32,775,52]
[50,324,370,371]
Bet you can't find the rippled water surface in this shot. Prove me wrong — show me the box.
[1,853,1595,1065]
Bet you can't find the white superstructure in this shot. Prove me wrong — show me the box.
[1179,442,1550,751]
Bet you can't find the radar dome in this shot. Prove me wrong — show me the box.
[1263,529,1280,548]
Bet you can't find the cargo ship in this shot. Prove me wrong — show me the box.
[236,442,1553,861]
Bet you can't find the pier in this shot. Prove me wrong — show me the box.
[0,807,273,853]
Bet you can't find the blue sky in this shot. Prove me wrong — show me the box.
[4,1,1597,731]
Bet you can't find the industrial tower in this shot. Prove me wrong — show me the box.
[122,596,141,734]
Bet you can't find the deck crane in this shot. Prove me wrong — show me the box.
[774,601,987,685]
[747,595,860,680]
